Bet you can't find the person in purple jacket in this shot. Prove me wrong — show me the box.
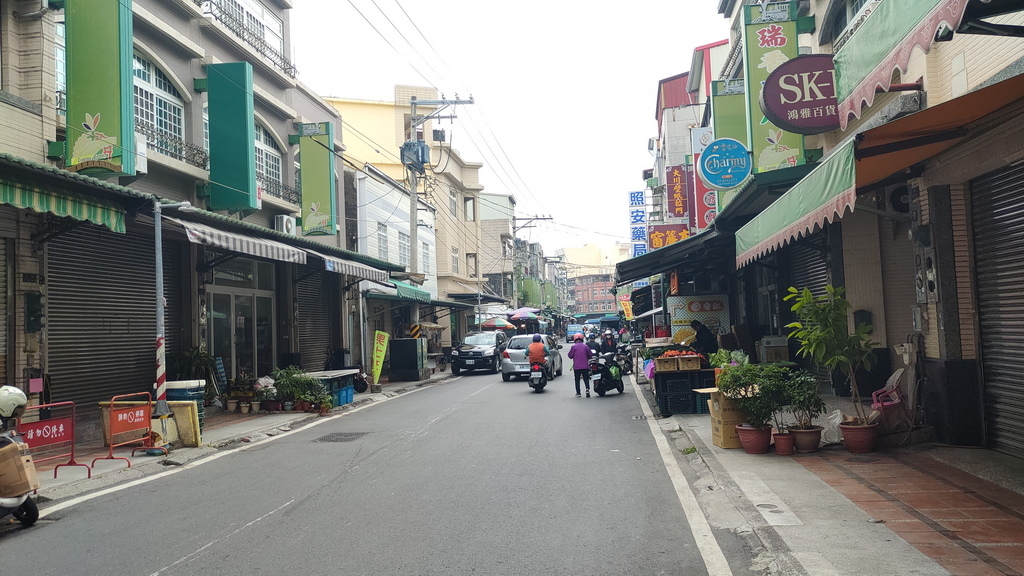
[566,332,595,397]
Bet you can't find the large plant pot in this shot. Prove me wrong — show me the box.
[773,432,795,455]
[262,400,282,412]
[790,426,824,453]
[735,425,773,454]
[840,422,880,453]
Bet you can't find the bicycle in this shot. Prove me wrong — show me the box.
[437,352,449,372]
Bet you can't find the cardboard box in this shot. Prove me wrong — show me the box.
[0,442,40,497]
[655,357,679,372]
[711,416,743,449]
[761,346,790,363]
[695,387,744,422]
[678,357,701,371]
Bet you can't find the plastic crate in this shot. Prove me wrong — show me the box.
[657,393,694,416]
[694,391,711,414]
[332,384,355,407]
[655,372,698,396]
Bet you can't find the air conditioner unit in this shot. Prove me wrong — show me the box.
[274,215,297,235]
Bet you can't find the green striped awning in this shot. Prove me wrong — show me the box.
[0,178,126,233]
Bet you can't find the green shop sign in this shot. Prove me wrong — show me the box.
[64,0,135,176]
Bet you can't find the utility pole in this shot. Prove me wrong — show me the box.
[510,216,552,309]
[402,94,473,325]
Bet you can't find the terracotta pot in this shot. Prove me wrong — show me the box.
[840,422,880,453]
[773,432,795,455]
[735,424,773,454]
[790,426,824,453]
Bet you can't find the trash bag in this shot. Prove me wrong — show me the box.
[822,409,844,444]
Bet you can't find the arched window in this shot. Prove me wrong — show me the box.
[133,54,184,158]
[255,123,283,185]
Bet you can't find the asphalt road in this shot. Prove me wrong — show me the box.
[0,354,753,575]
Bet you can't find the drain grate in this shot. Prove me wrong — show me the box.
[315,432,367,443]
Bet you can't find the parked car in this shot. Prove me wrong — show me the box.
[450,331,509,374]
[500,334,564,382]
[565,324,585,343]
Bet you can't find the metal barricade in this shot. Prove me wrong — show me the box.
[92,392,167,469]
[17,401,92,479]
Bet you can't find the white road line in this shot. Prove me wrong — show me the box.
[630,377,734,576]
[39,384,436,518]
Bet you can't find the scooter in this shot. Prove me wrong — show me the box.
[615,343,633,375]
[528,361,548,392]
[0,430,39,528]
[590,353,625,397]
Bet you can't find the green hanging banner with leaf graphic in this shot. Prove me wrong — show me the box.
[742,1,804,174]
[297,122,337,236]
[64,0,135,176]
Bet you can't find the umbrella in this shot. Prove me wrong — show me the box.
[510,311,538,321]
[480,317,515,329]
[507,306,541,317]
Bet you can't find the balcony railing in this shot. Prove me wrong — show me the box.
[196,0,298,78]
[55,90,66,117]
[258,175,301,205]
[136,120,210,169]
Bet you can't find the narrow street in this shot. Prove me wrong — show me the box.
[0,351,752,576]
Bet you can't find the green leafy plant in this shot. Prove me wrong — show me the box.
[169,346,216,382]
[271,365,321,403]
[714,363,790,430]
[784,285,880,425]
[784,370,827,430]
[708,349,750,369]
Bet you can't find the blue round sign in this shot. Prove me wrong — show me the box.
[698,138,751,190]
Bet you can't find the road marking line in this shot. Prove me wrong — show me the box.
[732,471,802,526]
[630,377,734,576]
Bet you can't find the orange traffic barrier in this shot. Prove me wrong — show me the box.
[92,393,167,469]
[18,401,92,479]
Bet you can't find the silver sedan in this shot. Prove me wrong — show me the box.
[500,334,563,382]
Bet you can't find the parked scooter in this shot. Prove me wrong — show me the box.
[0,386,38,528]
[590,353,625,397]
[528,361,548,392]
[615,343,633,375]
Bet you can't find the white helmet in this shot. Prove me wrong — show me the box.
[0,385,27,419]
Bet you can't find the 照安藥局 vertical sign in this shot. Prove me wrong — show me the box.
[298,122,337,235]
[64,0,135,176]
[743,1,805,173]
[628,191,648,257]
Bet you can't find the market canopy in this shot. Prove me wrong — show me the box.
[392,280,431,303]
[166,216,307,264]
[305,248,389,283]
[480,317,515,329]
[510,311,538,321]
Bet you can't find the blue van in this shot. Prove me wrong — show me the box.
[566,324,585,343]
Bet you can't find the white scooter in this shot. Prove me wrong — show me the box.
[0,430,39,528]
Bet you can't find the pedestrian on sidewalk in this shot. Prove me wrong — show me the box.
[567,333,595,397]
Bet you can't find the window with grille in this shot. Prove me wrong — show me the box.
[377,222,389,261]
[449,190,458,216]
[452,247,459,274]
[255,124,282,185]
[421,242,430,274]
[133,54,184,157]
[55,22,66,116]
[398,232,410,268]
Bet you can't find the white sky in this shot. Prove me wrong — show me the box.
[291,1,731,256]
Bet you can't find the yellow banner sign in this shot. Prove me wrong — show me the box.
[371,330,390,385]
[619,300,634,321]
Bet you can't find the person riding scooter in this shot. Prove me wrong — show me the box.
[527,334,551,379]
[0,385,38,528]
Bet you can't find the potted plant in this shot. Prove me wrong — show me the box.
[254,381,279,412]
[714,363,789,454]
[784,370,828,453]
[785,285,881,453]
[708,350,749,382]
[271,366,320,411]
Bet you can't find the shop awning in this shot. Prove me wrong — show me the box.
[835,0,970,129]
[305,248,389,283]
[1,177,126,233]
[736,72,1024,268]
[392,280,431,303]
[165,217,306,263]
[615,228,734,285]
[736,139,857,267]
[634,306,663,320]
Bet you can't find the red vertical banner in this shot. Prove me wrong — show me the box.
[667,165,689,219]
[690,127,716,231]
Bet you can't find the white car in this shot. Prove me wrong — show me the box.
[500,334,563,382]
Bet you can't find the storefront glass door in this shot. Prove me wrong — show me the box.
[206,255,276,379]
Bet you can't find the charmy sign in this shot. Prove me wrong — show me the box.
[698,138,751,190]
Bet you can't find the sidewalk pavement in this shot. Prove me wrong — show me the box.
[26,370,1024,575]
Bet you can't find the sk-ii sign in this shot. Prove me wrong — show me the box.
[698,138,751,190]
[759,54,839,135]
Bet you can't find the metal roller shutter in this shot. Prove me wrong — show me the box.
[47,225,184,409]
[296,265,331,372]
[787,235,830,296]
[971,164,1024,458]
